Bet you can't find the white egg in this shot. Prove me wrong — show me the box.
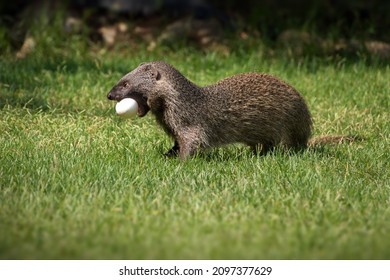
[115,98,138,118]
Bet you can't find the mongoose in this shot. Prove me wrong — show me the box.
[107,61,353,159]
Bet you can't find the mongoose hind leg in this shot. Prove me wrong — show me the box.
[250,143,274,156]
[283,135,309,153]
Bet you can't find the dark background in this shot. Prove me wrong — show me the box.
[1,0,390,57]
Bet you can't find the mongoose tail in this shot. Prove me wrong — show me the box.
[308,135,362,147]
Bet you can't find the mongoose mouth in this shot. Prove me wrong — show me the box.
[126,94,150,117]
[108,90,150,117]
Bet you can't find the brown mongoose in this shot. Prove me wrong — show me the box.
[107,61,353,159]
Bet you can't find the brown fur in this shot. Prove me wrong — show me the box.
[107,61,353,159]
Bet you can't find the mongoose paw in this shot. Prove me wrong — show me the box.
[164,148,179,158]
[164,142,180,158]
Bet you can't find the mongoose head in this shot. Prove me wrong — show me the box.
[107,62,162,117]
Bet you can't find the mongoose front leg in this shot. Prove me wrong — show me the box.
[176,126,205,160]
[178,142,197,160]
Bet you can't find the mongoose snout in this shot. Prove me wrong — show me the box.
[107,61,352,160]
[107,63,157,117]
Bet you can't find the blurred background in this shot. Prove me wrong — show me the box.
[1,0,390,60]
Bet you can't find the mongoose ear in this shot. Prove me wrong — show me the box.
[144,64,161,81]
[150,66,161,81]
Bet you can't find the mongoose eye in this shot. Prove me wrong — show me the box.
[123,82,130,88]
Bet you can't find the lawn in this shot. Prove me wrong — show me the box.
[0,37,389,259]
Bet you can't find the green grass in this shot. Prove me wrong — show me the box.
[0,38,389,259]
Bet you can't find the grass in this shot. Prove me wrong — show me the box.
[0,34,389,259]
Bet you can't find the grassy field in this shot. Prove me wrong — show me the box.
[0,36,389,259]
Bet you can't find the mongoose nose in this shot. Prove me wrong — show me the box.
[107,92,114,100]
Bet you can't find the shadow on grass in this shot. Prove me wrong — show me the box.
[156,143,351,162]
[160,135,366,162]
